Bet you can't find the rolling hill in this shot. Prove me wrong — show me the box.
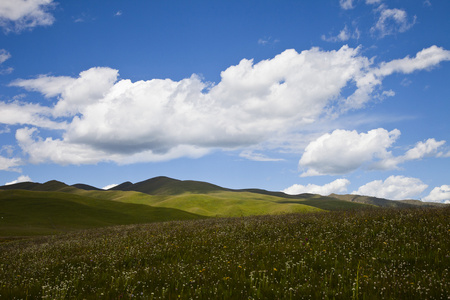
[109,176,228,195]
[329,194,445,208]
[0,189,202,236]
[1,176,443,237]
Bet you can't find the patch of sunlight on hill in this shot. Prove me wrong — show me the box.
[149,193,323,217]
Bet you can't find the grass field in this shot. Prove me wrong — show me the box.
[0,190,203,236]
[0,207,448,299]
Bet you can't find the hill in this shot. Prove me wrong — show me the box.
[329,194,444,208]
[110,176,227,195]
[1,176,443,237]
[0,189,203,236]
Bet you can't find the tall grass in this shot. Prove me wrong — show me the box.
[0,207,449,299]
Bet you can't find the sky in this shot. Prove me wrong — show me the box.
[0,0,449,203]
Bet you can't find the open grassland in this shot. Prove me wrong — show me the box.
[68,189,369,217]
[0,190,203,236]
[0,207,448,299]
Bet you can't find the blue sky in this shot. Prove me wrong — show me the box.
[0,0,449,202]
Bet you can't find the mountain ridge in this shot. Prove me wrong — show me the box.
[1,176,445,237]
[1,176,443,206]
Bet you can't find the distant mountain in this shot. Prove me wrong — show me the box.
[1,176,447,237]
[0,180,69,192]
[71,184,102,191]
[111,176,227,195]
[328,194,444,208]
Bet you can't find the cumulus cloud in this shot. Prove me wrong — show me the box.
[0,155,22,172]
[282,178,350,195]
[299,128,400,176]
[343,46,450,110]
[373,138,446,169]
[5,175,31,185]
[353,175,428,200]
[0,0,56,33]
[423,185,450,203]
[4,45,450,166]
[11,67,118,117]
[299,128,447,176]
[15,127,210,165]
[371,5,416,38]
[0,101,65,129]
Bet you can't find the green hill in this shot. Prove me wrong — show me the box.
[328,194,444,208]
[111,176,227,195]
[1,176,441,237]
[0,189,203,236]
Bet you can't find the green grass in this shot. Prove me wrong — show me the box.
[68,189,372,217]
[0,207,448,299]
[0,190,203,236]
[83,190,323,217]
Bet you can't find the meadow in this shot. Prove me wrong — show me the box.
[0,207,448,299]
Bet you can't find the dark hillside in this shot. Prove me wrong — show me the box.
[0,182,40,190]
[109,181,134,190]
[0,189,203,236]
[329,194,415,208]
[112,176,227,195]
[72,184,101,191]
[0,180,68,192]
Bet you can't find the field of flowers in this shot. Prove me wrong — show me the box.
[0,207,449,299]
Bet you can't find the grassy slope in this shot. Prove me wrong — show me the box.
[110,176,228,195]
[0,178,379,237]
[0,190,203,236]
[67,189,323,217]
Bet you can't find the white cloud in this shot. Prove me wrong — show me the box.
[0,101,66,129]
[299,128,447,176]
[0,49,12,74]
[15,127,210,165]
[373,138,446,170]
[343,46,450,110]
[0,49,11,64]
[239,150,284,162]
[339,0,355,10]
[0,155,22,172]
[102,183,118,190]
[0,67,13,75]
[258,37,279,46]
[353,175,428,200]
[371,5,416,38]
[0,0,56,33]
[299,128,400,176]
[11,67,118,117]
[5,175,31,185]
[423,185,450,203]
[322,25,357,42]
[5,46,450,166]
[375,45,450,76]
[114,11,122,17]
[283,178,350,195]
[366,0,382,4]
